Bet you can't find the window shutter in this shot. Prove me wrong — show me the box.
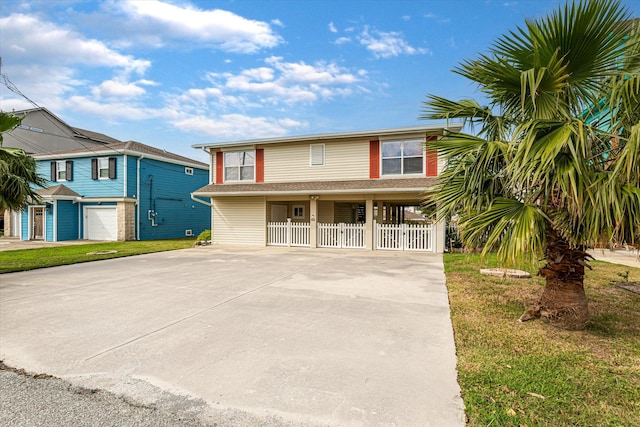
[425,136,438,177]
[50,162,57,182]
[91,159,98,180]
[215,151,224,184]
[369,140,380,179]
[109,157,117,179]
[255,149,264,183]
[65,160,73,181]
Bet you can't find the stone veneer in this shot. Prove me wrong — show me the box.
[117,201,136,241]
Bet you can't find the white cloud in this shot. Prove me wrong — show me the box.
[194,57,365,106]
[359,27,431,59]
[116,0,282,53]
[173,114,305,139]
[329,22,338,33]
[334,37,351,45]
[65,96,154,121]
[423,12,451,24]
[91,79,147,99]
[0,13,150,74]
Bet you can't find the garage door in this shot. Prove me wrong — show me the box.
[85,207,117,241]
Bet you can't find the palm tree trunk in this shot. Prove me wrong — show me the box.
[519,228,590,330]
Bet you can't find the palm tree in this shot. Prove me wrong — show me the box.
[422,0,640,330]
[0,111,46,211]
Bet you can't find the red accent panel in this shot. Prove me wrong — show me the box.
[215,151,224,184]
[369,140,380,179]
[255,149,264,183]
[425,136,438,177]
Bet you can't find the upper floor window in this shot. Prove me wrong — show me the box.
[92,157,116,180]
[50,160,73,182]
[310,144,325,166]
[224,151,254,181]
[56,161,67,181]
[381,140,423,176]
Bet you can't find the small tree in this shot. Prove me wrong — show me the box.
[0,112,46,210]
[422,0,640,330]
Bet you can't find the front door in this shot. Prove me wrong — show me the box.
[31,207,44,240]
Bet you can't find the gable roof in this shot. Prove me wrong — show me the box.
[33,140,208,169]
[35,184,81,197]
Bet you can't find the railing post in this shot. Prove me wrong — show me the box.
[287,218,292,247]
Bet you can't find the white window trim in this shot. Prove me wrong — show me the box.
[380,139,425,177]
[224,150,256,183]
[185,167,194,175]
[56,160,67,182]
[309,143,325,166]
[98,158,110,180]
[292,205,305,219]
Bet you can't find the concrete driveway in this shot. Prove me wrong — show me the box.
[0,247,464,426]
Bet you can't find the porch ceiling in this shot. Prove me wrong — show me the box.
[193,177,437,197]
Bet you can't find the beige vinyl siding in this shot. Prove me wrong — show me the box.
[317,201,334,223]
[213,197,266,246]
[264,139,369,182]
[334,203,355,223]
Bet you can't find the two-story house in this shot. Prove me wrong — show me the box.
[3,107,211,241]
[191,124,461,252]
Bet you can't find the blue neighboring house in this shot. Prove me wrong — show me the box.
[22,141,211,241]
[4,108,211,241]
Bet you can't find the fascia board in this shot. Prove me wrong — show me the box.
[192,123,464,150]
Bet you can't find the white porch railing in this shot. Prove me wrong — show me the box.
[375,222,434,251]
[267,219,310,247]
[317,223,365,249]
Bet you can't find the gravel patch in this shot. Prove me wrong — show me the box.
[0,362,321,427]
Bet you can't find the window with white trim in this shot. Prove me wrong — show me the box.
[56,161,67,181]
[381,140,424,176]
[98,158,110,179]
[310,144,325,166]
[224,151,255,181]
[185,167,194,175]
[292,205,305,219]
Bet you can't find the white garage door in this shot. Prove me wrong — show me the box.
[85,207,117,241]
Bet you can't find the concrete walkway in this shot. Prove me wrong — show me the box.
[0,247,464,426]
[588,248,640,269]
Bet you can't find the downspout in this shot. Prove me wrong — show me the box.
[53,200,57,242]
[191,193,212,207]
[136,156,144,240]
[123,154,128,197]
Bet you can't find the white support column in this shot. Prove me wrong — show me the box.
[435,219,446,253]
[365,197,374,250]
[310,197,318,248]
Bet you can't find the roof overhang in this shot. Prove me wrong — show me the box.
[192,123,463,150]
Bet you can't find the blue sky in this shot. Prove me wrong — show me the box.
[1,0,639,162]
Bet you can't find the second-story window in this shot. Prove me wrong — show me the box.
[224,151,254,181]
[50,160,73,182]
[92,157,116,180]
[381,140,424,176]
[56,161,67,181]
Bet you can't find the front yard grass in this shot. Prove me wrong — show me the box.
[0,239,195,273]
[444,253,640,426]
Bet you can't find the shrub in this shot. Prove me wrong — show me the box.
[196,229,211,241]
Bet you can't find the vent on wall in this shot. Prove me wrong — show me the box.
[185,229,193,236]
[185,167,194,175]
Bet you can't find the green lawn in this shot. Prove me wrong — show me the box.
[444,253,640,426]
[0,239,196,273]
